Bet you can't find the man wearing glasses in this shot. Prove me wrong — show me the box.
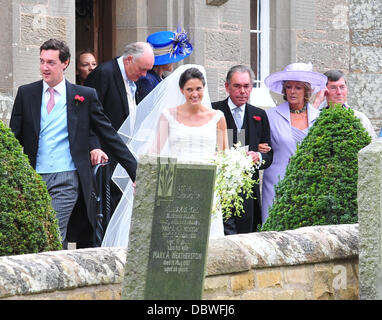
[212,65,273,235]
[313,69,376,141]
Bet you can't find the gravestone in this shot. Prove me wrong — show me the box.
[121,155,216,300]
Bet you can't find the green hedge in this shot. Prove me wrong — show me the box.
[261,106,371,232]
[0,121,62,256]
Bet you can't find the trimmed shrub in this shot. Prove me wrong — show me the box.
[261,106,371,232]
[0,121,62,256]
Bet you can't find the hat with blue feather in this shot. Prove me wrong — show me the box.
[147,27,193,66]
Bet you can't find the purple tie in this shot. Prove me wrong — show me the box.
[47,87,55,114]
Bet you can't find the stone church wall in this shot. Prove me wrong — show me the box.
[0,224,358,300]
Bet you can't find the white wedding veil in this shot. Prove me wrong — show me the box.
[101,64,212,247]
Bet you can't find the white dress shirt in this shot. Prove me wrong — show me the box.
[117,56,137,132]
[43,78,66,106]
[227,97,262,168]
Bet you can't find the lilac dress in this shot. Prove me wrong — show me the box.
[261,102,320,223]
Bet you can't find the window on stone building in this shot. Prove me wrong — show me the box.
[250,0,270,88]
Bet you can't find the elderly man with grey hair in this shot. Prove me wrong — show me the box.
[313,69,376,141]
[212,65,273,235]
[85,42,154,133]
[84,42,154,222]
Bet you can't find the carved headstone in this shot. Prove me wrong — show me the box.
[121,155,216,300]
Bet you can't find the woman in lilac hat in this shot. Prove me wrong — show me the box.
[261,62,327,224]
[136,28,193,103]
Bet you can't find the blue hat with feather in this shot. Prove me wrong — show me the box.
[147,28,193,66]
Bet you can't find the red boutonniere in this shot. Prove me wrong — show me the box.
[75,94,85,105]
[253,116,261,121]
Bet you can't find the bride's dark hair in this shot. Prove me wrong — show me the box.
[179,67,206,88]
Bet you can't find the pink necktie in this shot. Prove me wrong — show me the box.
[46,87,55,114]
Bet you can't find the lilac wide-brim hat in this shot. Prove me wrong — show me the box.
[147,29,193,66]
[264,62,327,94]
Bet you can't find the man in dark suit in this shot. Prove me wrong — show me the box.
[212,65,273,234]
[10,39,137,249]
[84,42,154,217]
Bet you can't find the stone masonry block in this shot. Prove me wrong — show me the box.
[352,29,382,46]
[347,73,382,121]
[204,275,230,292]
[337,286,359,300]
[94,289,114,300]
[206,237,251,276]
[351,46,382,73]
[349,0,382,29]
[241,290,274,300]
[65,291,94,300]
[283,266,313,285]
[256,270,283,289]
[230,271,255,292]
[297,29,349,43]
[273,289,308,300]
[21,14,66,46]
[297,40,349,71]
[313,264,334,300]
[206,31,241,62]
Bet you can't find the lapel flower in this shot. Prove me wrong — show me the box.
[75,94,85,105]
[253,116,261,121]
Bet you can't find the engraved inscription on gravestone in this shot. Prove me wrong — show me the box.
[121,155,216,300]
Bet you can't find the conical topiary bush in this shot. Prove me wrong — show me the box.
[261,105,371,232]
[0,121,62,256]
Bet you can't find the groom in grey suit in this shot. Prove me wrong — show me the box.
[10,39,137,248]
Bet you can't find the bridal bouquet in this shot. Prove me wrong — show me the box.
[211,143,258,221]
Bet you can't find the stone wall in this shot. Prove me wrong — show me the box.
[114,0,249,103]
[358,138,382,299]
[198,0,250,102]
[0,0,75,124]
[0,94,13,126]
[0,224,358,300]
[348,0,382,132]
[292,0,381,132]
[268,0,381,134]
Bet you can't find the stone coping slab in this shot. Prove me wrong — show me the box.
[0,224,358,298]
[0,247,126,298]
[208,224,358,275]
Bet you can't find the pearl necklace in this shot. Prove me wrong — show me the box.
[289,104,307,114]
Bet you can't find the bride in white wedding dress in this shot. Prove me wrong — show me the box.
[102,64,228,247]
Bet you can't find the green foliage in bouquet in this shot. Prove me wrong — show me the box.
[212,143,258,221]
[261,105,371,232]
[0,121,62,256]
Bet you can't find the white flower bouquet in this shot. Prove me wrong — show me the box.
[211,143,258,221]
